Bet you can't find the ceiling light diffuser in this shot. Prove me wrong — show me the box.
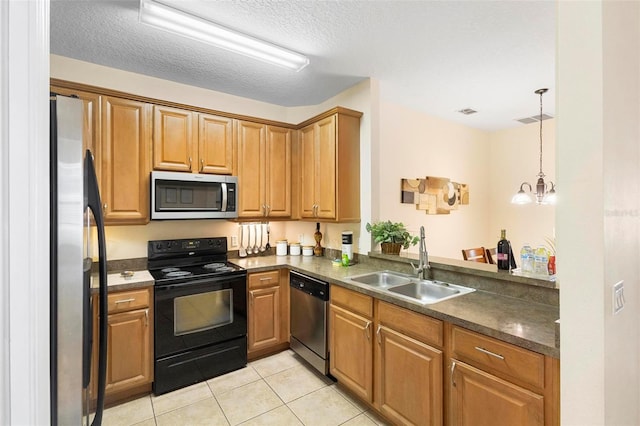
[139,0,310,71]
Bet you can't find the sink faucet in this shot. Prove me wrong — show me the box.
[412,226,429,279]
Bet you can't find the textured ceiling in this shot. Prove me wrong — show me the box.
[50,0,556,131]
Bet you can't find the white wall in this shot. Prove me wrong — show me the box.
[376,100,492,259]
[489,120,556,257]
[558,0,640,424]
[2,0,51,423]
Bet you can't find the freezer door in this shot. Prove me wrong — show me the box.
[50,95,84,424]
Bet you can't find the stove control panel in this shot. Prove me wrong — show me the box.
[149,237,227,257]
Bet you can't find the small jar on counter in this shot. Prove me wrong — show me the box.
[302,246,314,256]
[276,240,288,256]
[289,242,301,256]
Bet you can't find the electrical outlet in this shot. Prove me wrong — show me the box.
[231,236,238,247]
[613,280,625,315]
[298,234,304,244]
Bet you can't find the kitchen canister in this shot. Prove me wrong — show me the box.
[276,240,288,256]
[302,246,314,256]
[289,243,301,256]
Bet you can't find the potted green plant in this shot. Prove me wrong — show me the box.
[366,221,419,255]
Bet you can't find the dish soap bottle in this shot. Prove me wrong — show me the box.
[496,229,511,271]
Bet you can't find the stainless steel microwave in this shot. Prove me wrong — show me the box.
[151,171,238,220]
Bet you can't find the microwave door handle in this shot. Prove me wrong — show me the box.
[221,182,228,211]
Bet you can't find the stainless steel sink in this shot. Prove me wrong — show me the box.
[349,270,413,288]
[348,271,475,304]
[388,280,474,304]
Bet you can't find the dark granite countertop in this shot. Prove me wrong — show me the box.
[233,255,560,358]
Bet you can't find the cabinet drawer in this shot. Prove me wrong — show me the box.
[108,289,150,314]
[248,270,280,289]
[330,285,372,318]
[451,326,545,390]
[377,300,443,348]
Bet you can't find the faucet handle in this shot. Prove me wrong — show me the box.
[410,262,420,272]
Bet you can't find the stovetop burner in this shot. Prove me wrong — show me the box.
[161,267,180,273]
[203,263,226,270]
[164,270,193,278]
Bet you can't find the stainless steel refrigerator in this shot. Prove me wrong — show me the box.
[50,94,108,425]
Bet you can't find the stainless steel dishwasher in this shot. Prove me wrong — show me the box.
[289,271,329,375]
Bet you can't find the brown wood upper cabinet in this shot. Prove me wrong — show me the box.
[236,120,292,218]
[152,105,233,175]
[299,109,361,222]
[101,96,151,225]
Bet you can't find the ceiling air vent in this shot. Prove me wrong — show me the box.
[458,108,477,115]
[516,113,554,124]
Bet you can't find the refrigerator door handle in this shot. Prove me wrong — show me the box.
[84,150,108,426]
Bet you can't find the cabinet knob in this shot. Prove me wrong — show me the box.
[188,156,192,169]
[102,203,107,211]
[199,158,204,172]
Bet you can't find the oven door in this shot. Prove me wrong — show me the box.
[154,274,247,359]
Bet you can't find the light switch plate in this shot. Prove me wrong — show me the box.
[231,235,238,247]
[613,281,625,315]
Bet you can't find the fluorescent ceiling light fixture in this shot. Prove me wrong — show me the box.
[139,0,310,71]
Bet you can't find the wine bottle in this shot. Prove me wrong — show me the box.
[497,229,511,271]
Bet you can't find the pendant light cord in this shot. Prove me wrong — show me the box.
[539,89,544,177]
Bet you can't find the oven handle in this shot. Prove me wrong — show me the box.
[155,275,246,292]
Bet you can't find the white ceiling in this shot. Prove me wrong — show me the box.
[50,0,556,131]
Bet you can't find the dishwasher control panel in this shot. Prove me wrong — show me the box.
[290,271,329,301]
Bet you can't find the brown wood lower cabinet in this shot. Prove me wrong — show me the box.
[376,317,443,425]
[92,287,153,405]
[330,286,442,425]
[450,360,544,426]
[329,285,559,426]
[448,325,558,426]
[329,303,374,402]
[105,308,152,395]
[247,269,290,359]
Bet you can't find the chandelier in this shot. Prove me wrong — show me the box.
[511,88,556,205]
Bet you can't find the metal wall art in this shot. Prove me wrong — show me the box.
[401,177,469,215]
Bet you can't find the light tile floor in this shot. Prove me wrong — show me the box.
[99,350,390,426]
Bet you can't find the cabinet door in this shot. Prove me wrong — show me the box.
[152,105,195,172]
[329,304,373,403]
[237,120,266,218]
[376,325,443,426]
[51,87,102,189]
[315,115,337,219]
[101,97,150,224]
[265,126,292,217]
[450,360,544,426]
[105,308,152,395]
[299,124,317,218]
[248,286,281,353]
[199,114,233,174]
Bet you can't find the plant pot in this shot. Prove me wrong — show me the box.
[381,242,402,255]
